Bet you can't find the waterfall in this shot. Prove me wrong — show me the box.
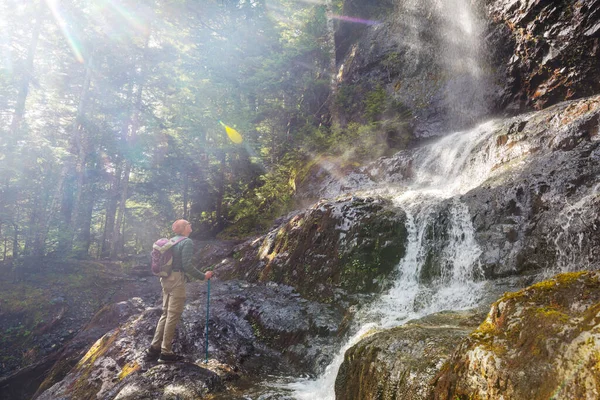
[276,119,499,399]
[398,0,491,130]
[550,183,600,274]
[271,1,494,397]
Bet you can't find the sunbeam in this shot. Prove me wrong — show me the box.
[328,14,380,26]
[44,0,84,63]
[0,4,12,73]
[102,0,149,35]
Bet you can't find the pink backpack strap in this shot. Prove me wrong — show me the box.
[171,236,188,246]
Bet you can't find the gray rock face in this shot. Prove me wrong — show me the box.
[464,95,600,278]
[486,0,600,111]
[36,280,344,399]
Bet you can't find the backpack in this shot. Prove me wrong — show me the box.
[150,236,187,277]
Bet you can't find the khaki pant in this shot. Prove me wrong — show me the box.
[151,271,186,354]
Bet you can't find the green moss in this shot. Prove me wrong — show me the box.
[118,361,140,381]
[534,307,569,324]
[67,330,121,399]
[530,279,557,291]
[554,270,587,285]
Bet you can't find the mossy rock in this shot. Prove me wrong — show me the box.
[434,270,600,400]
[335,310,484,400]
[222,196,408,303]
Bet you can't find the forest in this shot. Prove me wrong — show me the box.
[1,0,384,266]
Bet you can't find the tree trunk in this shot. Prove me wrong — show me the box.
[270,124,276,165]
[215,151,226,232]
[110,162,131,259]
[10,5,44,133]
[110,34,149,258]
[101,162,122,257]
[12,221,19,259]
[325,0,337,90]
[23,196,41,257]
[324,0,338,123]
[183,171,189,219]
[102,80,132,257]
[75,169,100,258]
[69,53,94,243]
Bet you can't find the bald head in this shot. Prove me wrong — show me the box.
[172,219,192,236]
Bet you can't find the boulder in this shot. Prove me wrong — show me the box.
[335,310,484,400]
[434,270,600,400]
[217,196,408,304]
[36,279,344,399]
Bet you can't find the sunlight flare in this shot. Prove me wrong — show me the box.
[328,14,380,26]
[219,121,243,144]
[102,0,149,35]
[44,0,84,63]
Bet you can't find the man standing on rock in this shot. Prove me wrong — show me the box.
[145,219,213,363]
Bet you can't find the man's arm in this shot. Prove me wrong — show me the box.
[182,239,212,280]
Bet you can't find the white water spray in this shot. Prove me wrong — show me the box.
[280,119,500,399]
[550,183,600,274]
[272,1,496,396]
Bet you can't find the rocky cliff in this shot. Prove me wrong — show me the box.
[334,0,600,137]
[487,0,600,111]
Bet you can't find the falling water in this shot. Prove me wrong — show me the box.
[550,183,600,274]
[264,118,499,399]
[263,0,495,397]
[397,0,491,131]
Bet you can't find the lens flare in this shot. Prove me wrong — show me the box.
[0,6,12,73]
[44,0,84,63]
[102,0,149,35]
[328,14,380,26]
[219,121,243,144]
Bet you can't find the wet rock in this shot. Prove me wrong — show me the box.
[334,0,499,137]
[35,280,344,399]
[486,0,600,111]
[434,271,600,400]
[335,310,484,400]
[463,95,600,277]
[218,197,408,304]
[31,298,150,398]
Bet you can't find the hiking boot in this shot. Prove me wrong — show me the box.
[144,346,160,361]
[158,353,184,364]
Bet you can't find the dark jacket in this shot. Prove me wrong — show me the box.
[171,236,206,280]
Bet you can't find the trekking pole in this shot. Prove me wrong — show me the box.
[204,278,210,364]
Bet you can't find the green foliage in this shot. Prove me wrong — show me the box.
[221,155,300,238]
[334,84,361,115]
[0,0,371,256]
[364,86,388,122]
[302,121,388,166]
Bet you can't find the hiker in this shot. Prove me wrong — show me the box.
[145,219,213,363]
